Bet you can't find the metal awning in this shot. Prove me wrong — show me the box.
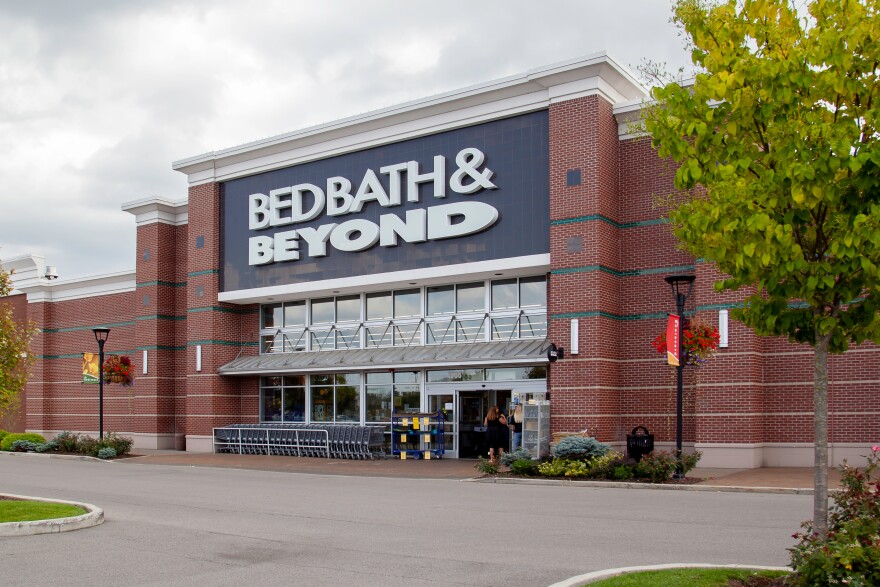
[218,338,551,376]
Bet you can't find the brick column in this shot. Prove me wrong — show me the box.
[547,94,622,442]
[185,182,255,452]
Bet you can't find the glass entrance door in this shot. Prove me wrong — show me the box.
[458,391,487,458]
[427,393,455,457]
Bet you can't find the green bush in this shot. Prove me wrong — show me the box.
[612,464,635,480]
[97,447,117,460]
[790,448,880,586]
[585,452,626,479]
[635,450,678,482]
[100,432,133,456]
[11,440,38,452]
[552,436,611,460]
[633,450,703,483]
[35,440,59,453]
[0,430,9,444]
[510,458,538,476]
[1,433,46,451]
[53,431,80,453]
[563,460,590,477]
[538,458,570,477]
[76,436,99,456]
[501,448,532,467]
[475,457,498,475]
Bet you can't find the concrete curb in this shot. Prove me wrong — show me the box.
[466,476,816,494]
[548,563,792,586]
[0,451,106,463]
[0,493,104,536]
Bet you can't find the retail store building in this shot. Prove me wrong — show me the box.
[6,53,878,467]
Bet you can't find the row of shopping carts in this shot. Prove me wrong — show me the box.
[212,423,386,460]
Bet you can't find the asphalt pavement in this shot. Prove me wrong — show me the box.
[1,454,813,587]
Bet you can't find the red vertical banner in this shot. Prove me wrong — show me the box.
[666,314,681,366]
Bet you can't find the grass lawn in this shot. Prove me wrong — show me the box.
[587,568,790,586]
[0,499,86,523]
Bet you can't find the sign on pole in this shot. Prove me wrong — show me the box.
[666,314,681,367]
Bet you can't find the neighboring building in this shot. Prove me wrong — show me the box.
[6,53,876,466]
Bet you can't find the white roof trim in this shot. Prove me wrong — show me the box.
[173,52,648,185]
[122,197,189,226]
[17,270,136,303]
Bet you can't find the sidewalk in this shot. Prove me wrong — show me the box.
[123,450,843,490]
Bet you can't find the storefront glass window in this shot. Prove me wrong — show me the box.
[491,317,518,340]
[366,292,392,320]
[262,386,282,421]
[394,385,420,413]
[336,295,360,322]
[311,386,333,421]
[336,327,361,349]
[427,285,454,315]
[284,301,306,326]
[394,289,421,318]
[394,323,421,346]
[520,276,547,308]
[491,279,518,310]
[366,326,392,347]
[456,282,485,312]
[456,319,483,342]
[262,304,283,329]
[283,387,305,422]
[365,384,391,422]
[427,321,455,344]
[311,298,334,324]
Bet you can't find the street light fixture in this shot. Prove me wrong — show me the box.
[92,327,111,440]
[664,274,695,480]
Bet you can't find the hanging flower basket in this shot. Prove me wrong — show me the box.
[652,318,720,367]
[103,355,135,387]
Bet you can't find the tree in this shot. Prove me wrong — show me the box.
[644,0,880,538]
[0,260,35,427]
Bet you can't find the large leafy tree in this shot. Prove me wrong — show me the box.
[645,0,880,538]
[0,261,35,427]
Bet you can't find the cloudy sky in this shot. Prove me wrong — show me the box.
[0,1,692,279]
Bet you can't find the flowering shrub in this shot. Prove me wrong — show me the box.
[103,355,135,387]
[652,318,720,367]
[790,447,880,585]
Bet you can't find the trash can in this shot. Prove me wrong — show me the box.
[626,425,654,462]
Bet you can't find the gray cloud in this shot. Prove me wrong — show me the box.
[0,0,691,279]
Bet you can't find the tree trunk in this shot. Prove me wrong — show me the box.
[813,332,830,539]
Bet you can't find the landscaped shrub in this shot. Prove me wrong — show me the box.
[99,432,133,456]
[538,458,570,477]
[11,440,38,452]
[585,452,625,479]
[633,450,702,482]
[790,447,880,586]
[1,433,46,451]
[97,447,117,460]
[0,430,9,444]
[551,436,611,460]
[54,431,80,453]
[501,448,532,467]
[35,440,59,453]
[510,458,538,476]
[563,460,589,477]
[475,456,498,475]
[76,435,99,456]
[612,464,635,480]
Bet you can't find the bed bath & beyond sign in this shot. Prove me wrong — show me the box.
[247,147,499,266]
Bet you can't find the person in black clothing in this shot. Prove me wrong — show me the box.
[483,405,507,464]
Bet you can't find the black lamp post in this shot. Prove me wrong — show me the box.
[664,275,695,480]
[92,327,111,440]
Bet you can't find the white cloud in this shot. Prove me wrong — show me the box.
[0,0,691,278]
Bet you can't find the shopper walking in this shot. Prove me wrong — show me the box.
[484,405,507,464]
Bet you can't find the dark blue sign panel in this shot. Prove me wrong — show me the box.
[220,111,550,292]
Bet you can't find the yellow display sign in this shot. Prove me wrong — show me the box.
[424,451,431,460]
[423,434,430,443]
[413,417,420,430]
[82,353,100,384]
[400,434,407,443]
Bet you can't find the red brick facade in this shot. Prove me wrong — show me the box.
[11,61,878,466]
